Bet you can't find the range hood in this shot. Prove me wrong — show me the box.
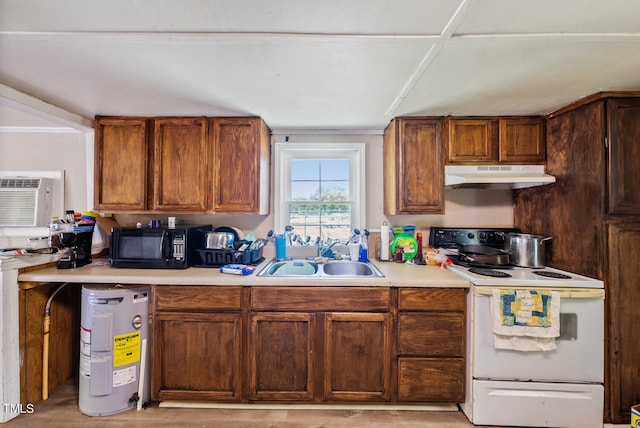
[445,165,556,189]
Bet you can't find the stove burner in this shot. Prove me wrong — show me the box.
[532,271,572,280]
[469,268,512,278]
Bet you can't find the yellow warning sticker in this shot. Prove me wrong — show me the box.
[113,331,140,367]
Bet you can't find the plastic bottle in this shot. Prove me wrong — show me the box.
[359,230,369,262]
[380,221,390,261]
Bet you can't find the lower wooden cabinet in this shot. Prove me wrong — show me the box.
[397,288,466,403]
[152,286,243,401]
[324,312,390,401]
[152,285,465,404]
[250,312,315,401]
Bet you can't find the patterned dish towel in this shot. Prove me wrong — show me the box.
[491,289,560,351]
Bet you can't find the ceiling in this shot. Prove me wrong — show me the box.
[1,0,640,131]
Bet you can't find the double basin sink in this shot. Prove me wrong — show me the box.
[257,258,385,278]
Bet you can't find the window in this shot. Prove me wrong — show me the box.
[274,142,365,243]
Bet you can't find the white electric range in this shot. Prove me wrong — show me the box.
[429,227,605,428]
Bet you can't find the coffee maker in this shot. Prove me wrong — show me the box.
[57,229,93,269]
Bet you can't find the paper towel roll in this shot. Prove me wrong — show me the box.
[380,221,390,261]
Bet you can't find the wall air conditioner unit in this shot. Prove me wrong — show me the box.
[0,177,53,226]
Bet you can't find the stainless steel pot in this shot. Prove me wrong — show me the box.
[504,233,552,268]
[206,232,235,249]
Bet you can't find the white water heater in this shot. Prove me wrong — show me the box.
[79,284,151,416]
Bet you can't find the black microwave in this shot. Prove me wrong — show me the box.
[109,225,212,269]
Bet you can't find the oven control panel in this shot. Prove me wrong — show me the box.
[428,227,519,249]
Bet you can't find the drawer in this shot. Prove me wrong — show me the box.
[398,312,464,356]
[398,357,464,402]
[252,287,389,311]
[398,288,466,311]
[154,285,241,311]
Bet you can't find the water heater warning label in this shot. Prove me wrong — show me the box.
[113,331,140,367]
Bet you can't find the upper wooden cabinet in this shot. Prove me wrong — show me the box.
[211,117,270,214]
[94,116,270,214]
[94,117,149,211]
[152,117,209,211]
[446,117,545,164]
[383,117,445,215]
[607,98,640,215]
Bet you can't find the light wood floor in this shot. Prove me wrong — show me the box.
[5,379,624,427]
[5,379,484,428]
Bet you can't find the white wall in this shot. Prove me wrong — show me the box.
[0,131,89,215]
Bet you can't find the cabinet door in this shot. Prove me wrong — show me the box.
[211,117,270,214]
[324,312,390,401]
[398,357,464,402]
[250,312,315,400]
[152,117,209,211]
[606,221,640,422]
[499,118,545,163]
[383,118,444,214]
[94,117,148,210]
[398,312,464,357]
[607,98,640,215]
[446,118,495,163]
[152,312,242,401]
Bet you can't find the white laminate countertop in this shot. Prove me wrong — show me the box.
[18,258,468,289]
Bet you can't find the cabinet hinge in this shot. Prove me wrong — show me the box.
[604,137,608,148]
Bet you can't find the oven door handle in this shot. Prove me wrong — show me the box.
[473,287,604,299]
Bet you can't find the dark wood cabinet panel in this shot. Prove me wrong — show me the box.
[606,222,640,421]
[398,358,464,402]
[211,117,270,214]
[398,288,466,312]
[398,313,464,357]
[94,117,148,210]
[153,286,241,312]
[251,287,389,312]
[383,117,444,214]
[446,118,495,163]
[324,312,390,401]
[152,117,209,211]
[152,312,242,401]
[250,312,315,401]
[607,98,640,215]
[499,118,545,163]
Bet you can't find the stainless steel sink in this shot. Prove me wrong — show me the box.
[256,259,384,278]
[322,261,382,277]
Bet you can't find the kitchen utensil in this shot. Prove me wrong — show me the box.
[504,233,552,268]
[457,244,510,266]
[206,231,235,249]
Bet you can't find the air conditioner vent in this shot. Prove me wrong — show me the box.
[0,177,53,226]
[0,178,42,189]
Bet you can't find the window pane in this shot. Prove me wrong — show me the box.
[291,160,319,181]
[289,203,351,242]
[320,181,349,201]
[321,159,349,180]
[291,181,319,200]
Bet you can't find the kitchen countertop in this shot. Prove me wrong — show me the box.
[17,258,468,289]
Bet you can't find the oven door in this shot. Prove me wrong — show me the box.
[471,287,604,383]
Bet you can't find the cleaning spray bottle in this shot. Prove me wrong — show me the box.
[359,229,369,262]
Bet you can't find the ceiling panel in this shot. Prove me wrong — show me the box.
[397,36,640,116]
[454,0,640,34]
[0,0,461,34]
[1,0,640,130]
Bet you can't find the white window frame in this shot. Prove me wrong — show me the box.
[273,142,366,238]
